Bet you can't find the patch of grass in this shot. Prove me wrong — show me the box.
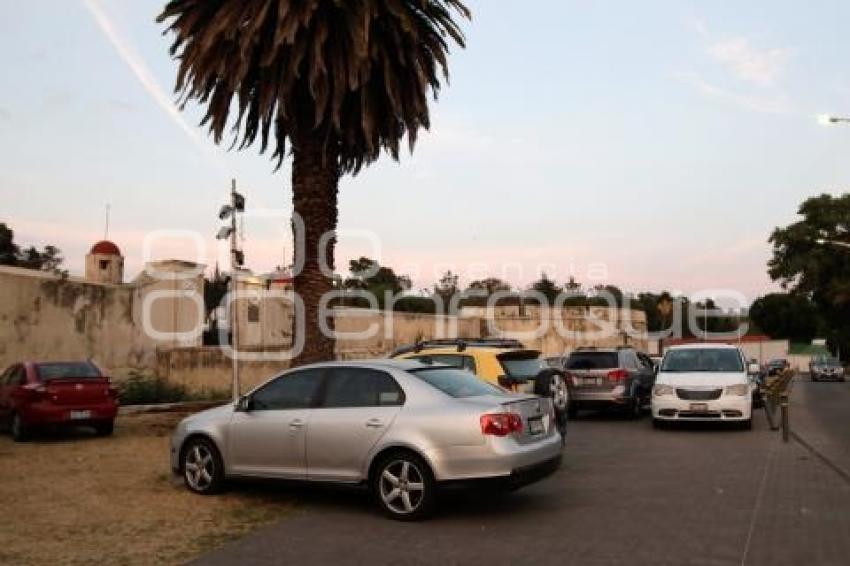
[118,371,229,406]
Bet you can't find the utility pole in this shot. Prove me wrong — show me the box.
[217,180,246,402]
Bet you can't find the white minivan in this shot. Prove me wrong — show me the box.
[652,344,759,429]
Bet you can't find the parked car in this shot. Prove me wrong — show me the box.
[392,339,570,428]
[0,361,119,441]
[555,347,655,418]
[171,360,562,520]
[811,357,846,382]
[652,344,757,429]
[765,358,790,376]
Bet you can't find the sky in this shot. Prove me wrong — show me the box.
[2,0,850,304]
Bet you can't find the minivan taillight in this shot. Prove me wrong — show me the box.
[607,369,628,382]
[480,413,523,436]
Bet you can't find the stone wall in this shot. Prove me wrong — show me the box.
[1,265,649,394]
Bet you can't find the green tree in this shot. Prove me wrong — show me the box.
[749,293,820,343]
[343,257,412,309]
[0,223,64,272]
[0,223,18,265]
[434,270,460,307]
[768,193,850,357]
[158,1,470,365]
[531,272,561,305]
[467,278,511,295]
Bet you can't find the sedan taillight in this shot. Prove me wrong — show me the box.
[480,413,523,436]
[22,384,48,401]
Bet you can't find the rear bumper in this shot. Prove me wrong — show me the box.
[440,455,562,491]
[572,385,634,407]
[19,401,118,426]
[426,431,563,482]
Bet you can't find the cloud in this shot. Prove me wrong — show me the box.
[678,72,791,115]
[706,37,791,87]
[82,0,225,174]
[0,108,10,123]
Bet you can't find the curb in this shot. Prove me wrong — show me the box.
[791,430,850,485]
[119,400,228,415]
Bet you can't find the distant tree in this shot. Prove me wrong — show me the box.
[0,223,18,265]
[434,270,460,307]
[768,193,850,358]
[204,265,230,317]
[0,222,64,272]
[531,272,561,305]
[591,284,624,307]
[749,293,820,343]
[467,278,511,295]
[343,257,412,309]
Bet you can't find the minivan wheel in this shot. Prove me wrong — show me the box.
[372,452,435,521]
[182,438,225,494]
[11,413,29,442]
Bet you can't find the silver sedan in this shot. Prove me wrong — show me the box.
[171,359,562,520]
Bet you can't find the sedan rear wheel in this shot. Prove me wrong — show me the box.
[373,453,435,521]
[11,413,28,442]
[182,438,224,494]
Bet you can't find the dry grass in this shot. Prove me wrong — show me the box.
[0,410,296,565]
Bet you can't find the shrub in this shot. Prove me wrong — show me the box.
[118,371,189,406]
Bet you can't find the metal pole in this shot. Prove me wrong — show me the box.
[780,391,789,442]
[230,179,240,402]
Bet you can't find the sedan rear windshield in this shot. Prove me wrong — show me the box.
[36,362,102,381]
[565,352,618,370]
[661,349,744,373]
[411,368,507,398]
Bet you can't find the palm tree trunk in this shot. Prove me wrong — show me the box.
[291,135,339,365]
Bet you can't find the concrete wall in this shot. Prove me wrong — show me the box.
[0,263,204,377]
[1,265,650,394]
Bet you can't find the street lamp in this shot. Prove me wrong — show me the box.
[816,238,850,250]
[217,179,246,402]
[817,114,850,126]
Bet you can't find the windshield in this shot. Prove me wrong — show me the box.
[826,358,842,367]
[565,352,618,370]
[411,368,507,398]
[660,349,744,373]
[36,362,102,381]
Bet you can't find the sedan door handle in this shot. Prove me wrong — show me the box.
[365,419,384,428]
[289,419,305,429]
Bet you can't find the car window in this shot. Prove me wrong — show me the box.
[661,349,744,373]
[408,354,476,374]
[322,367,405,408]
[36,362,102,381]
[251,369,323,410]
[7,365,26,386]
[411,367,507,398]
[497,352,543,379]
[565,352,618,370]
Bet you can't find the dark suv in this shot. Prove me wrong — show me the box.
[553,347,655,418]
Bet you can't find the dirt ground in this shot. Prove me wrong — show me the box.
[0,410,296,565]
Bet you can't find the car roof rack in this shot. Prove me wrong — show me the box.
[389,338,526,357]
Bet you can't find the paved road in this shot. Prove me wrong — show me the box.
[197,387,850,566]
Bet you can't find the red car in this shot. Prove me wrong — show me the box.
[0,361,119,441]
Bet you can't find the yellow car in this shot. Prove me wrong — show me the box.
[390,339,570,419]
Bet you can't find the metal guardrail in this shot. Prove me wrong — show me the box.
[763,369,795,442]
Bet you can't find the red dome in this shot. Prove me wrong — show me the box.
[90,240,121,256]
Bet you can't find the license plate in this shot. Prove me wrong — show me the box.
[689,403,708,413]
[528,417,545,435]
[579,377,601,386]
[70,410,91,420]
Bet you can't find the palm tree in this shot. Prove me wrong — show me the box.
[157,0,470,365]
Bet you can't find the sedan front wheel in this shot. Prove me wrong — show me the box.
[182,438,225,494]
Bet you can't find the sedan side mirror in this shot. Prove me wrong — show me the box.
[236,395,254,412]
